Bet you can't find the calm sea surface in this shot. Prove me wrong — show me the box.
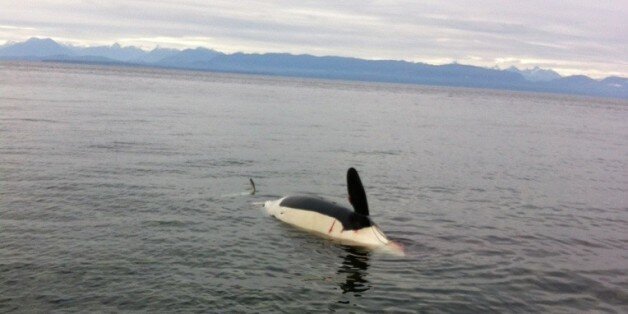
[1,62,627,312]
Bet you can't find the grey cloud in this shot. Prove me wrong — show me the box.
[0,0,626,77]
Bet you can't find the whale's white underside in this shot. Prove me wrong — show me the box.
[264,197,392,248]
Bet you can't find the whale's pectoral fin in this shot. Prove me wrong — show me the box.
[347,167,369,216]
[249,178,256,195]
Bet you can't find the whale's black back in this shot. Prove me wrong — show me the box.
[280,196,372,231]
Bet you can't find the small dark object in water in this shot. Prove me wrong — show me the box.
[250,178,256,195]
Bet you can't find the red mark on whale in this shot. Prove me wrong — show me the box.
[328,220,336,233]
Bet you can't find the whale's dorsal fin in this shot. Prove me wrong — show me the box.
[347,167,369,216]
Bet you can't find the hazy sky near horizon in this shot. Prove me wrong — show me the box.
[1,1,626,78]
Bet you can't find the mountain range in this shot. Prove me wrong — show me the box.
[1,37,626,99]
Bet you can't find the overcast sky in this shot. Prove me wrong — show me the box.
[1,1,626,78]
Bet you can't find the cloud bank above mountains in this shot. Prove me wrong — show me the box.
[1,1,626,78]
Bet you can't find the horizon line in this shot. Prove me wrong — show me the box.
[2,36,623,80]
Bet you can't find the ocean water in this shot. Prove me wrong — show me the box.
[1,61,627,313]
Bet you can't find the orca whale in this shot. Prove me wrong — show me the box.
[264,168,404,254]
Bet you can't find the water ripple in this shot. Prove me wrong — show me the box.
[2,62,627,312]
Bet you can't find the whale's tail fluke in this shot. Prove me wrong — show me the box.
[347,167,369,216]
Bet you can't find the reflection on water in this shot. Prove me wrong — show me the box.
[337,247,371,295]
